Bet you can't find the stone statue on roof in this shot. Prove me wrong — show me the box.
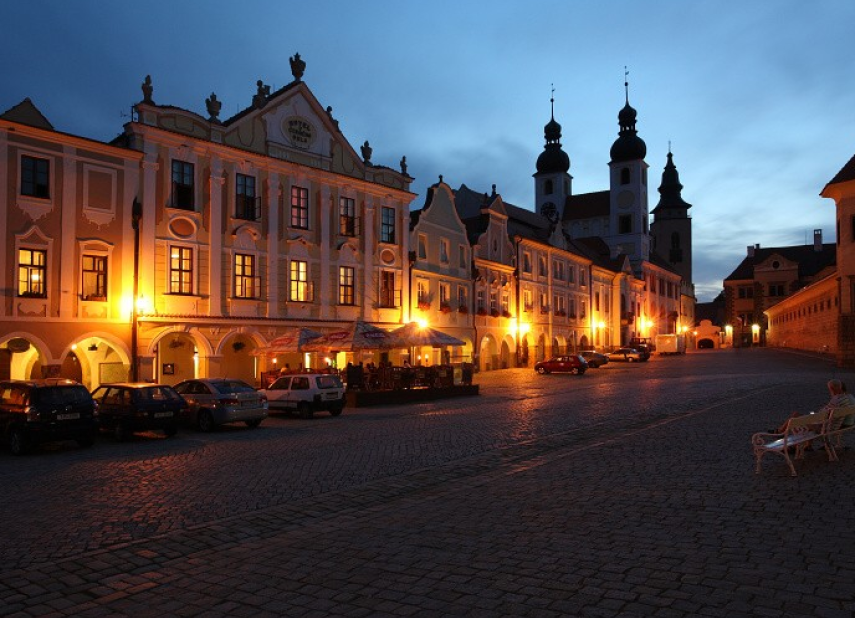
[141,75,153,104]
[361,140,372,164]
[205,93,221,122]
[290,53,306,82]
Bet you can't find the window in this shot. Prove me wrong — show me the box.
[234,254,258,299]
[379,271,398,308]
[339,197,358,236]
[171,160,195,210]
[523,252,532,274]
[339,266,355,305]
[439,282,451,309]
[544,179,554,195]
[476,289,485,312]
[539,256,547,277]
[568,266,575,283]
[18,248,46,297]
[580,269,586,286]
[289,260,311,301]
[418,235,427,259]
[523,289,533,312]
[490,290,498,312]
[440,239,449,264]
[21,155,50,199]
[620,168,630,185]
[769,283,785,297]
[459,245,467,269]
[236,174,257,220]
[540,292,549,313]
[457,286,467,309]
[595,292,600,312]
[619,214,632,234]
[501,291,509,314]
[82,255,107,300]
[381,207,396,243]
[553,260,565,281]
[738,286,754,299]
[290,186,309,229]
[417,280,428,305]
[169,247,193,295]
[554,295,566,315]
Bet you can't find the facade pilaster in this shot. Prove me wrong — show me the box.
[59,145,77,318]
[208,157,224,316]
[362,196,375,316]
[0,130,7,317]
[140,151,158,302]
[265,173,280,318]
[319,185,332,319]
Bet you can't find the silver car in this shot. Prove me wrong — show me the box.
[173,378,267,432]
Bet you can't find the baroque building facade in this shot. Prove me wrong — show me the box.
[1,60,697,385]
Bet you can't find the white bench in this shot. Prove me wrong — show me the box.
[752,405,855,476]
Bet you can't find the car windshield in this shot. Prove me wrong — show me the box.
[33,386,91,406]
[136,386,182,401]
[317,375,343,389]
[211,380,255,394]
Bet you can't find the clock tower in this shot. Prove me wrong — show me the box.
[534,93,571,223]
[606,81,649,270]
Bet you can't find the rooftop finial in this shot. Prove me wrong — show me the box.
[624,66,629,103]
[550,83,555,119]
[668,139,672,154]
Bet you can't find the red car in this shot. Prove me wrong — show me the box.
[534,355,588,375]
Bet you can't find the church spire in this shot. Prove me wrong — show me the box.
[536,85,570,173]
[610,68,646,163]
[653,148,692,214]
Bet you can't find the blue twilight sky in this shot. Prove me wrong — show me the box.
[2,1,854,302]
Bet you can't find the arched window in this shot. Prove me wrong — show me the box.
[671,232,680,249]
[544,179,553,195]
[620,168,630,185]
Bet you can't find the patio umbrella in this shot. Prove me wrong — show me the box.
[390,322,466,347]
[253,327,322,356]
[302,320,403,352]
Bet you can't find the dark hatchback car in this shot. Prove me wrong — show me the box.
[534,355,588,375]
[580,350,609,368]
[90,383,186,441]
[0,379,97,455]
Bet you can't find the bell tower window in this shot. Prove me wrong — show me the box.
[544,179,554,195]
[620,168,631,185]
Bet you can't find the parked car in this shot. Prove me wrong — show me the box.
[606,347,649,362]
[173,378,268,431]
[90,383,185,441]
[534,355,588,375]
[0,379,97,455]
[262,373,346,418]
[579,350,609,368]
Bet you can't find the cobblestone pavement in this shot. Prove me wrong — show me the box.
[3,348,855,617]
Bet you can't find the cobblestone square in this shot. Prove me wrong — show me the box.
[2,349,854,617]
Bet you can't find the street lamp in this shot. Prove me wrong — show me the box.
[131,198,142,381]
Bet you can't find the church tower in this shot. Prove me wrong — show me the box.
[606,79,649,269]
[534,92,571,224]
[651,149,693,286]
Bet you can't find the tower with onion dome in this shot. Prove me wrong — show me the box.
[534,89,572,224]
[606,77,650,268]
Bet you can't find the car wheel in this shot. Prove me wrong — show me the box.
[329,406,343,417]
[628,357,635,362]
[245,418,262,428]
[9,428,28,456]
[198,410,215,433]
[536,367,547,374]
[578,369,586,375]
[114,422,131,442]
[297,402,313,419]
[163,425,178,437]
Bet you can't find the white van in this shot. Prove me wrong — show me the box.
[263,373,346,419]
